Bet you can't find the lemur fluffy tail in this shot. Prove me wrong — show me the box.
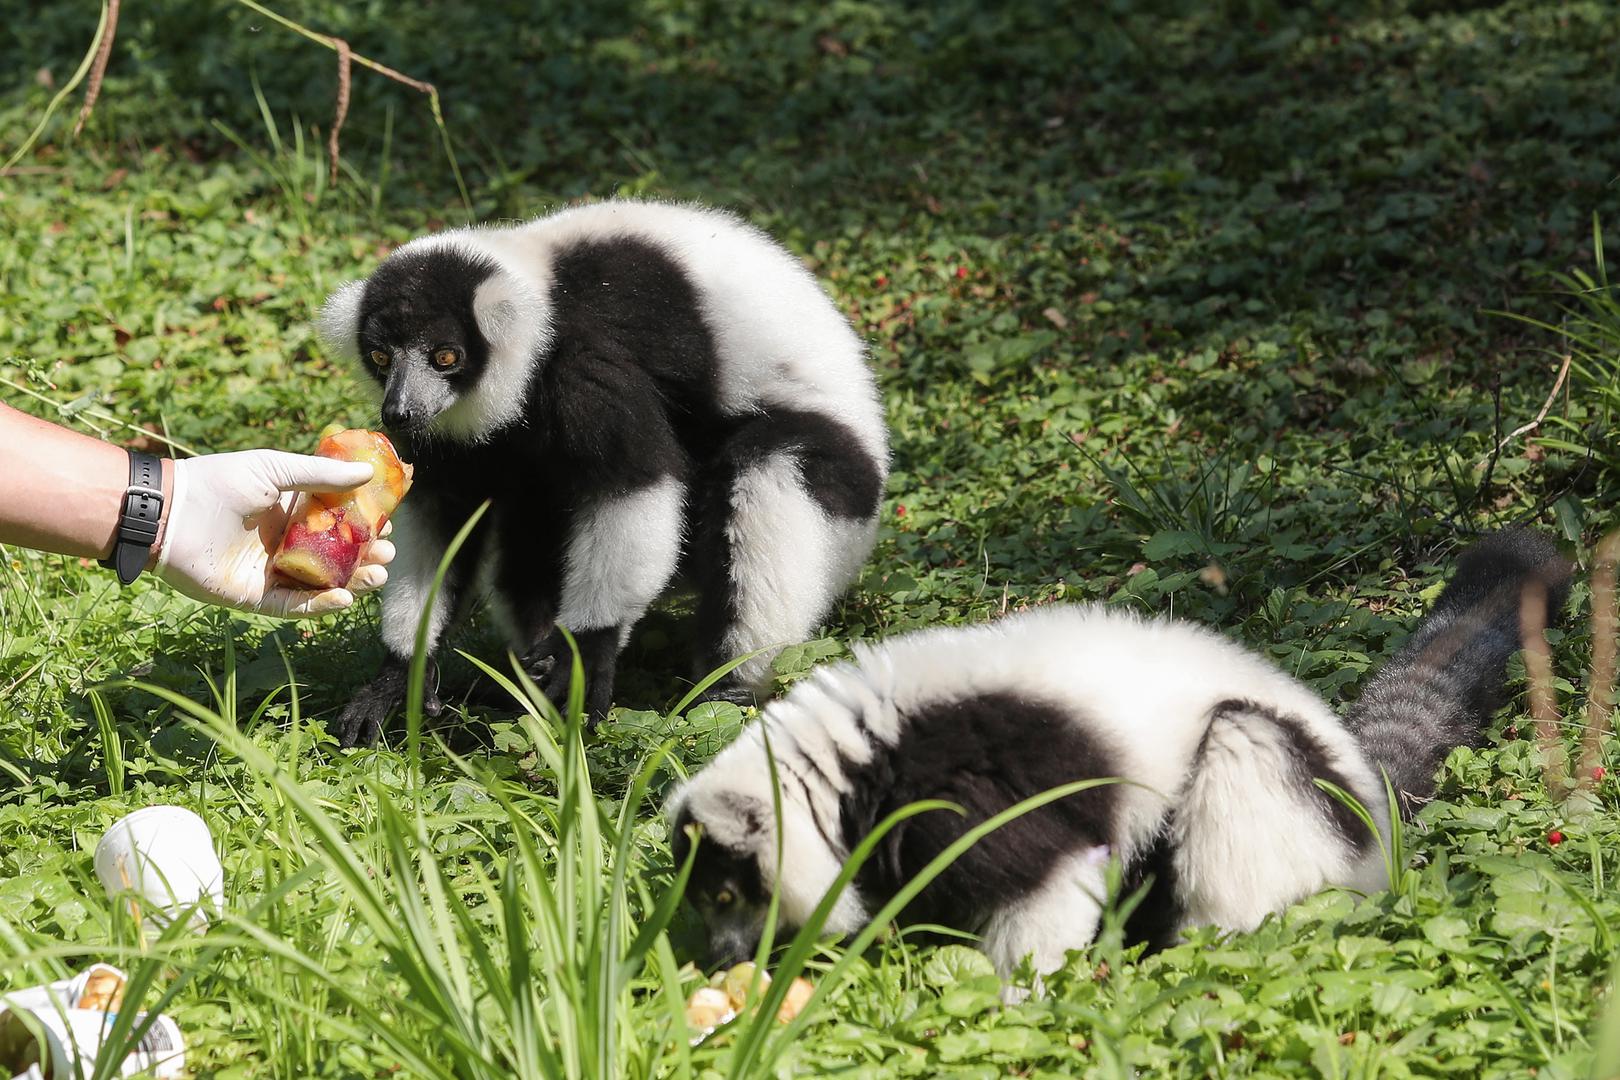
[1345,527,1573,815]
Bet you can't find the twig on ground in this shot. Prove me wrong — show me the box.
[73,0,120,135]
[0,376,202,457]
[12,0,470,212]
[1,1,111,171]
[1476,354,1572,467]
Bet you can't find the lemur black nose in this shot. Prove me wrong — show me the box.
[380,402,414,432]
[705,932,757,971]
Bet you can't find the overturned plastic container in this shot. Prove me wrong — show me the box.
[93,806,224,931]
[0,963,185,1080]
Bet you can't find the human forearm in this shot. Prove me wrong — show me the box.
[0,401,396,618]
[0,402,173,562]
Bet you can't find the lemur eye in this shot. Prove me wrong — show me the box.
[432,347,461,369]
[369,350,391,369]
[714,889,735,908]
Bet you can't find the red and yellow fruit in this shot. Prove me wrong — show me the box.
[271,425,414,589]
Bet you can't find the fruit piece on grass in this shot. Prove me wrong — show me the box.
[714,962,812,1024]
[722,961,769,1009]
[776,976,813,1023]
[685,986,735,1034]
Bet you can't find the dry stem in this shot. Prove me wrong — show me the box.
[330,37,352,187]
[73,0,120,135]
[1477,354,1572,466]
[230,0,469,209]
[1579,530,1620,782]
[55,0,469,210]
[1523,580,1569,797]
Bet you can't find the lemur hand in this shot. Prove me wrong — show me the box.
[154,450,397,618]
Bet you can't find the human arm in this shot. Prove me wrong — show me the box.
[0,402,394,617]
[0,400,149,560]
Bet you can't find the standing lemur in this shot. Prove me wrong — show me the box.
[318,201,889,747]
[668,529,1571,983]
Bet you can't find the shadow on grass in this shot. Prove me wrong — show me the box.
[5,2,1612,280]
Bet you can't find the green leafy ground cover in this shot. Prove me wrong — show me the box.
[2,1,1619,1075]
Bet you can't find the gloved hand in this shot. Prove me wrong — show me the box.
[153,450,396,618]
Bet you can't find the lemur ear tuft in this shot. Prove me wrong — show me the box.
[472,270,541,351]
[718,791,768,838]
[318,280,366,361]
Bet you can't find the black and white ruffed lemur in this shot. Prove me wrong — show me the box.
[318,200,889,747]
[667,529,1570,990]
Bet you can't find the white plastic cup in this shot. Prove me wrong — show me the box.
[92,807,224,930]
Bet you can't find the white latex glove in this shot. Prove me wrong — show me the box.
[154,450,396,618]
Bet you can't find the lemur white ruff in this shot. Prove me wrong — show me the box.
[668,529,1570,982]
[319,200,889,746]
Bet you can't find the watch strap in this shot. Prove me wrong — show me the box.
[98,450,165,585]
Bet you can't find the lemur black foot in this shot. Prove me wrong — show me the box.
[525,626,618,731]
[458,645,561,713]
[532,651,614,732]
[332,659,442,748]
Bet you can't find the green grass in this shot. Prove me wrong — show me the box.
[3,0,1620,1075]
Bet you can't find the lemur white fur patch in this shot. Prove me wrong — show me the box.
[980,844,1111,986]
[1173,702,1386,930]
[378,503,458,657]
[557,475,686,632]
[317,280,366,364]
[721,455,877,688]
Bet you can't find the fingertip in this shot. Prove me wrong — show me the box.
[266,586,353,617]
[334,460,377,486]
[348,565,388,594]
[285,455,376,494]
[310,588,356,614]
[361,539,396,567]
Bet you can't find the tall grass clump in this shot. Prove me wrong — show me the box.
[85,501,1124,1078]
[128,503,700,1078]
[1495,215,1620,490]
[136,670,1118,1076]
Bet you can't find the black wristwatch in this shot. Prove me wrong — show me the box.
[98,450,165,585]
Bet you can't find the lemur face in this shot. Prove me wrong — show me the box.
[351,247,497,437]
[320,241,544,442]
[672,804,775,969]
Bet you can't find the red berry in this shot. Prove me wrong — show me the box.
[1594,766,1607,782]
[895,504,907,518]
[955,266,969,279]
[1548,830,1565,846]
